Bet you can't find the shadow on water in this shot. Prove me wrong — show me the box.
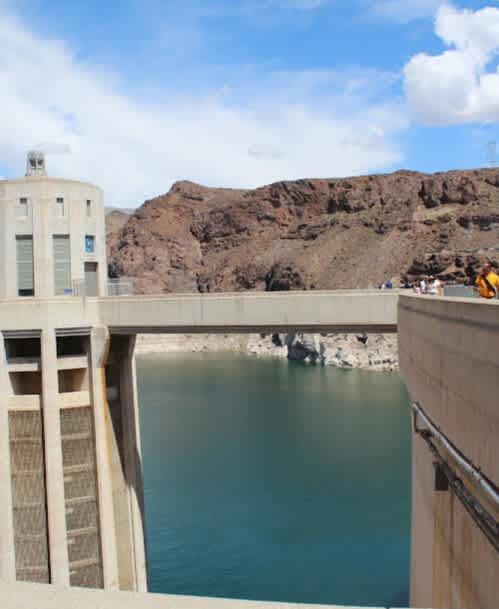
[137,353,411,607]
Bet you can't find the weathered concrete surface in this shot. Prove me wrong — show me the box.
[398,294,499,609]
[0,580,387,609]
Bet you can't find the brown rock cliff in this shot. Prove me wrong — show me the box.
[107,169,499,293]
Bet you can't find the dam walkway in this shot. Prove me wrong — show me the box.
[0,289,399,334]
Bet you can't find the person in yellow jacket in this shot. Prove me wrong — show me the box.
[475,262,499,299]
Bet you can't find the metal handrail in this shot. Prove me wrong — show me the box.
[107,278,134,296]
[411,401,499,507]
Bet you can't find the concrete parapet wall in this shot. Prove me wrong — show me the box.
[98,290,399,334]
[0,581,392,609]
[398,294,499,609]
[0,297,100,331]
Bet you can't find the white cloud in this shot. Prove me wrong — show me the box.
[0,10,406,208]
[403,5,499,125]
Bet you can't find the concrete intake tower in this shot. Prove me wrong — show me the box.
[0,153,147,591]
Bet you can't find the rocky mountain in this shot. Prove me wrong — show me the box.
[107,168,499,294]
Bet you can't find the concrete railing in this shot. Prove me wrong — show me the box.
[97,290,400,334]
[398,294,499,609]
[0,581,404,609]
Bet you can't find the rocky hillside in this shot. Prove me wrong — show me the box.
[107,168,499,294]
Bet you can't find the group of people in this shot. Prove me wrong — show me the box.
[412,276,443,296]
[377,261,499,300]
[379,276,442,294]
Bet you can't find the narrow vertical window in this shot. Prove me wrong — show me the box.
[84,262,98,296]
[17,197,28,218]
[85,235,95,254]
[16,235,34,296]
[56,197,65,218]
[86,200,92,217]
[53,235,71,295]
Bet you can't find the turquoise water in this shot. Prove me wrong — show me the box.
[137,353,411,607]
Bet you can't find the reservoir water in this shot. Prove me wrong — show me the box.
[137,353,411,607]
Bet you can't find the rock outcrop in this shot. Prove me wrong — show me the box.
[284,332,398,370]
[135,332,398,371]
[107,168,499,294]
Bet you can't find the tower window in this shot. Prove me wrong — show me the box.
[16,235,34,296]
[86,200,92,217]
[53,235,71,295]
[56,197,65,217]
[17,197,28,218]
[85,235,95,254]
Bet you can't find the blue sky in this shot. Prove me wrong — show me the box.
[0,0,498,206]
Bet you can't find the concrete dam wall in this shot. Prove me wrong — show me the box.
[399,294,499,609]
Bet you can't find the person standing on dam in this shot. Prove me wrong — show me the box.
[475,262,499,299]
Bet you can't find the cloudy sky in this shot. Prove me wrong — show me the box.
[0,0,498,207]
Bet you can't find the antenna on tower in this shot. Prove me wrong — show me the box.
[486,140,497,167]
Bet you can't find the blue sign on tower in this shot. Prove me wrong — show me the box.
[85,235,95,253]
